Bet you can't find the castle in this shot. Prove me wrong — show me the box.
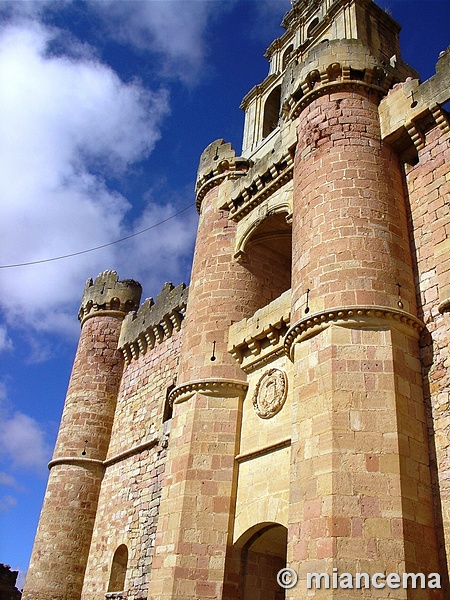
[23,0,450,598]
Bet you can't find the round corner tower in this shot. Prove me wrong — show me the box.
[23,271,141,600]
[280,0,445,595]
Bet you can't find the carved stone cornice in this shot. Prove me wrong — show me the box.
[380,48,450,148]
[286,77,386,121]
[284,306,424,360]
[195,140,250,213]
[195,167,249,213]
[222,148,295,222]
[169,379,248,406]
[228,290,291,373]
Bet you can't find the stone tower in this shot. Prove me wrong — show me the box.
[23,272,141,600]
[24,0,450,598]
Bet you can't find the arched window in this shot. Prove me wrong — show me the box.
[307,16,320,38]
[262,86,281,139]
[108,545,128,593]
[282,44,294,70]
[163,384,175,423]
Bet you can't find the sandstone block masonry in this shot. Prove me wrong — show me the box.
[24,1,450,599]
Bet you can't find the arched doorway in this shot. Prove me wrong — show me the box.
[223,523,287,600]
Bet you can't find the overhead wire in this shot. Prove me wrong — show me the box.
[0,202,195,269]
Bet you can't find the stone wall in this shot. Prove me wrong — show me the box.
[80,287,184,599]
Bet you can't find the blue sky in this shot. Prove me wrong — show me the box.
[0,0,448,590]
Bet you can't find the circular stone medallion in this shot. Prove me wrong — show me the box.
[252,368,287,419]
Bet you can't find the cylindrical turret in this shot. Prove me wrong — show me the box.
[291,86,416,321]
[177,139,268,384]
[150,140,273,600]
[285,43,442,594]
[23,271,141,600]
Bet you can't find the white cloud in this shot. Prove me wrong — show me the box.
[0,411,52,471]
[0,21,172,334]
[0,325,12,352]
[0,471,16,487]
[89,0,229,82]
[16,570,26,592]
[1,0,232,82]
[0,494,17,511]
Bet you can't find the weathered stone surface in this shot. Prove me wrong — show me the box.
[24,1,450,599]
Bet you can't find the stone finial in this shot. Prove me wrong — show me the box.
[78,270,142,324]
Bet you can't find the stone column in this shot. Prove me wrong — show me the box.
[23,271,141,600]
[286,83,442,597]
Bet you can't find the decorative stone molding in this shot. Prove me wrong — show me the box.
[228,290,290,373]
[119,282,188,365]
[49,437,161,470]
[221,148,295,222]
[380,47,450,156]
[104,437,159,468]
[405,120,425,152]
[286,76,387,121]
[431,104,450,135]
[48,457,104,470]
[79,271,142,326]
[282,35,419,122]
[235,437,291,464]
[284,306,425,360]
[169,379,248,406]
[252,368,288,419]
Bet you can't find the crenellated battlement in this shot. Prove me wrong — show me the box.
[78,270,142,325]
[380,46,450,159]
[195,139,249,212]
[118,282,188,364]
[283,38,418,121]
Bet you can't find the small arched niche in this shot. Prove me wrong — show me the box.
[241,211,292,311]
[107,544,128,593]
[262,85,281,139]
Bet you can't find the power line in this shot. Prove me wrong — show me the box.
[0,202,195,269]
